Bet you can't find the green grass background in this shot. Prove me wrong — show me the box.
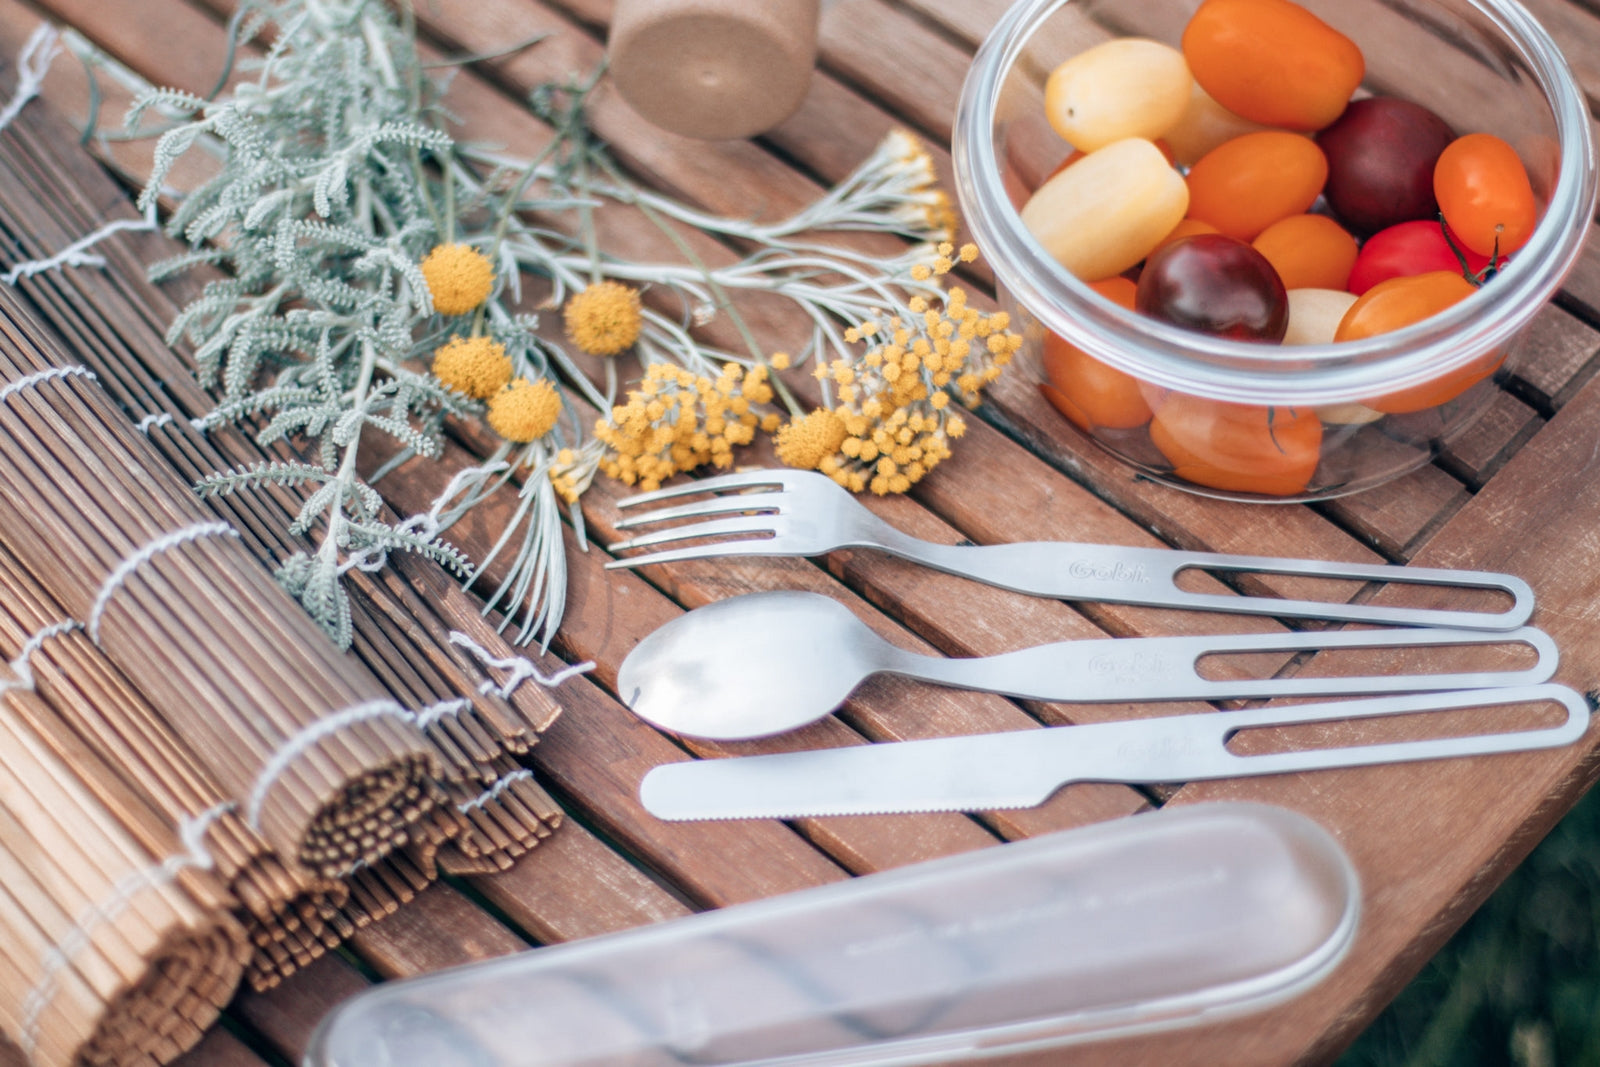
[1337,782,1600,1067]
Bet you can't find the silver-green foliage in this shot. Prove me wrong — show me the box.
[139,0,491,647]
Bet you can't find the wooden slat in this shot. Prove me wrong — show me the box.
[348,884,527,980]
[1438,390,1545,488]
[232,955,370,1065]
[1316,464,1470,559]
[169,1026,273,1067]
[462,815,693,945]
[1512,301,1600,409]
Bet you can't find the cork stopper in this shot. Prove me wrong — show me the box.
[608,0,820,141]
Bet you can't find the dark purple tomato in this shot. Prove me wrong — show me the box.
[1135,234,1288,342]
[1315,97,1455,236]
[1347,219,1501,295]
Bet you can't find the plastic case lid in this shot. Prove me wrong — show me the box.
[306,802,1359,1067]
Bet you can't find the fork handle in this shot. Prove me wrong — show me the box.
[867,536,1534,631]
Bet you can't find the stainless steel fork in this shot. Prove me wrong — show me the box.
[606,469,1534,631]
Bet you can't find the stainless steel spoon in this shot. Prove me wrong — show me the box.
[615,591,1557,740]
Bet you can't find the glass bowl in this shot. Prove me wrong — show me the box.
[952,0,1596,502]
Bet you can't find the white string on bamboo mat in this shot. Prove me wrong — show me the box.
[412,698,471,730]
[0,620,80,696]
[0,365,96,407]
[17,800,230,1059]
[87,521,240,643]
[447,631,593,698]
[243,698,415,832]
[135,412,174,434]
[2,207,157,287]
[0,23,59,138]
[455,768,534,815]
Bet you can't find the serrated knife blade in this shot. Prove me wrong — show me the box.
[639,684,1590,821]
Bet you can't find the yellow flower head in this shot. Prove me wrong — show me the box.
[774,408,848,471]
[564,280,643,356]
[487,377,562,443]
[431,335,512,400]
[421,243,495,315]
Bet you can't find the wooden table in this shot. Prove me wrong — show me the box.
[2,0,1600,1064]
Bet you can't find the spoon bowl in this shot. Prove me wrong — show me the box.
[616,591,1558,741]
[617,591,885,740]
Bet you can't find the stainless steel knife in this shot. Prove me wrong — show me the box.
[638,684,1591,820]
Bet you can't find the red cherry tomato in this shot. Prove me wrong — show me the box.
[1346,219,1499,296]
[1433,133,1539,257]
[1136,234,1288,341]
[1040,277,1154,431]
[1149,393,1323,496]
[1335,271,1500,412]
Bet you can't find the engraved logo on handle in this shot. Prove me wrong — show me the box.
[1089,651,1167,683]
[1069,559,1151,583]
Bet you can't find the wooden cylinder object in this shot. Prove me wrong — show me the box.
[608,0,820,140]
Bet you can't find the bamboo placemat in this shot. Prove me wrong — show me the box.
[0,56,579,1062]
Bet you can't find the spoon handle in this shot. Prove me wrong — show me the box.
[886,625,1556,703]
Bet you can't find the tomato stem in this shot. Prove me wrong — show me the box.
[1437,213,1498,288]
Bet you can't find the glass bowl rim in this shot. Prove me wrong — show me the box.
[952,0,1599,406]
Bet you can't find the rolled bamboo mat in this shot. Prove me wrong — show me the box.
[0,72,562,762]
[0,693,247,1067]
[0,543,352,969]
[0,78,572,1001]
[0,298,438,880]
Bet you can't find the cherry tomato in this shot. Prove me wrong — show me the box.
[1251,213,1358,291]
[1185,131,1328,241]
[1149,392,1323,496]
[1335,271,1500,412]
[1163,81,1270,166]
[1021,138,1191,282]
[1040,277,1153,432]
[1136,234,1288,341]
[1314,97,1455,236]
[1045,39,1193,152]
[1181,0,1364,131]
[1433,133,1539,257]
[1346,219,1499,295]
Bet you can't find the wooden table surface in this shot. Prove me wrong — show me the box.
[3,0,1600,1064]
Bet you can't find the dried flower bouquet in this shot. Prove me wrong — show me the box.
[129,0,1017,650]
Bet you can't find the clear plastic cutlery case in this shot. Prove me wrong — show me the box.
[306,802,1359,1067]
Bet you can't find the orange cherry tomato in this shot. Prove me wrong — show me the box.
[1152,216,1222,254]
[1251,213,1358,291]
[1334,271,1500,412]
[1148,392,1323,496]
[1181,0,1364,131]
[1185,132,1328,241]
[1433,133,1539,257]
[1040,277,1154,431]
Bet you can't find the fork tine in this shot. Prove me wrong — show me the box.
[604,539,775,570]
[606,515,777,554]
[614,470,789,509]
[613,491,788,530]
